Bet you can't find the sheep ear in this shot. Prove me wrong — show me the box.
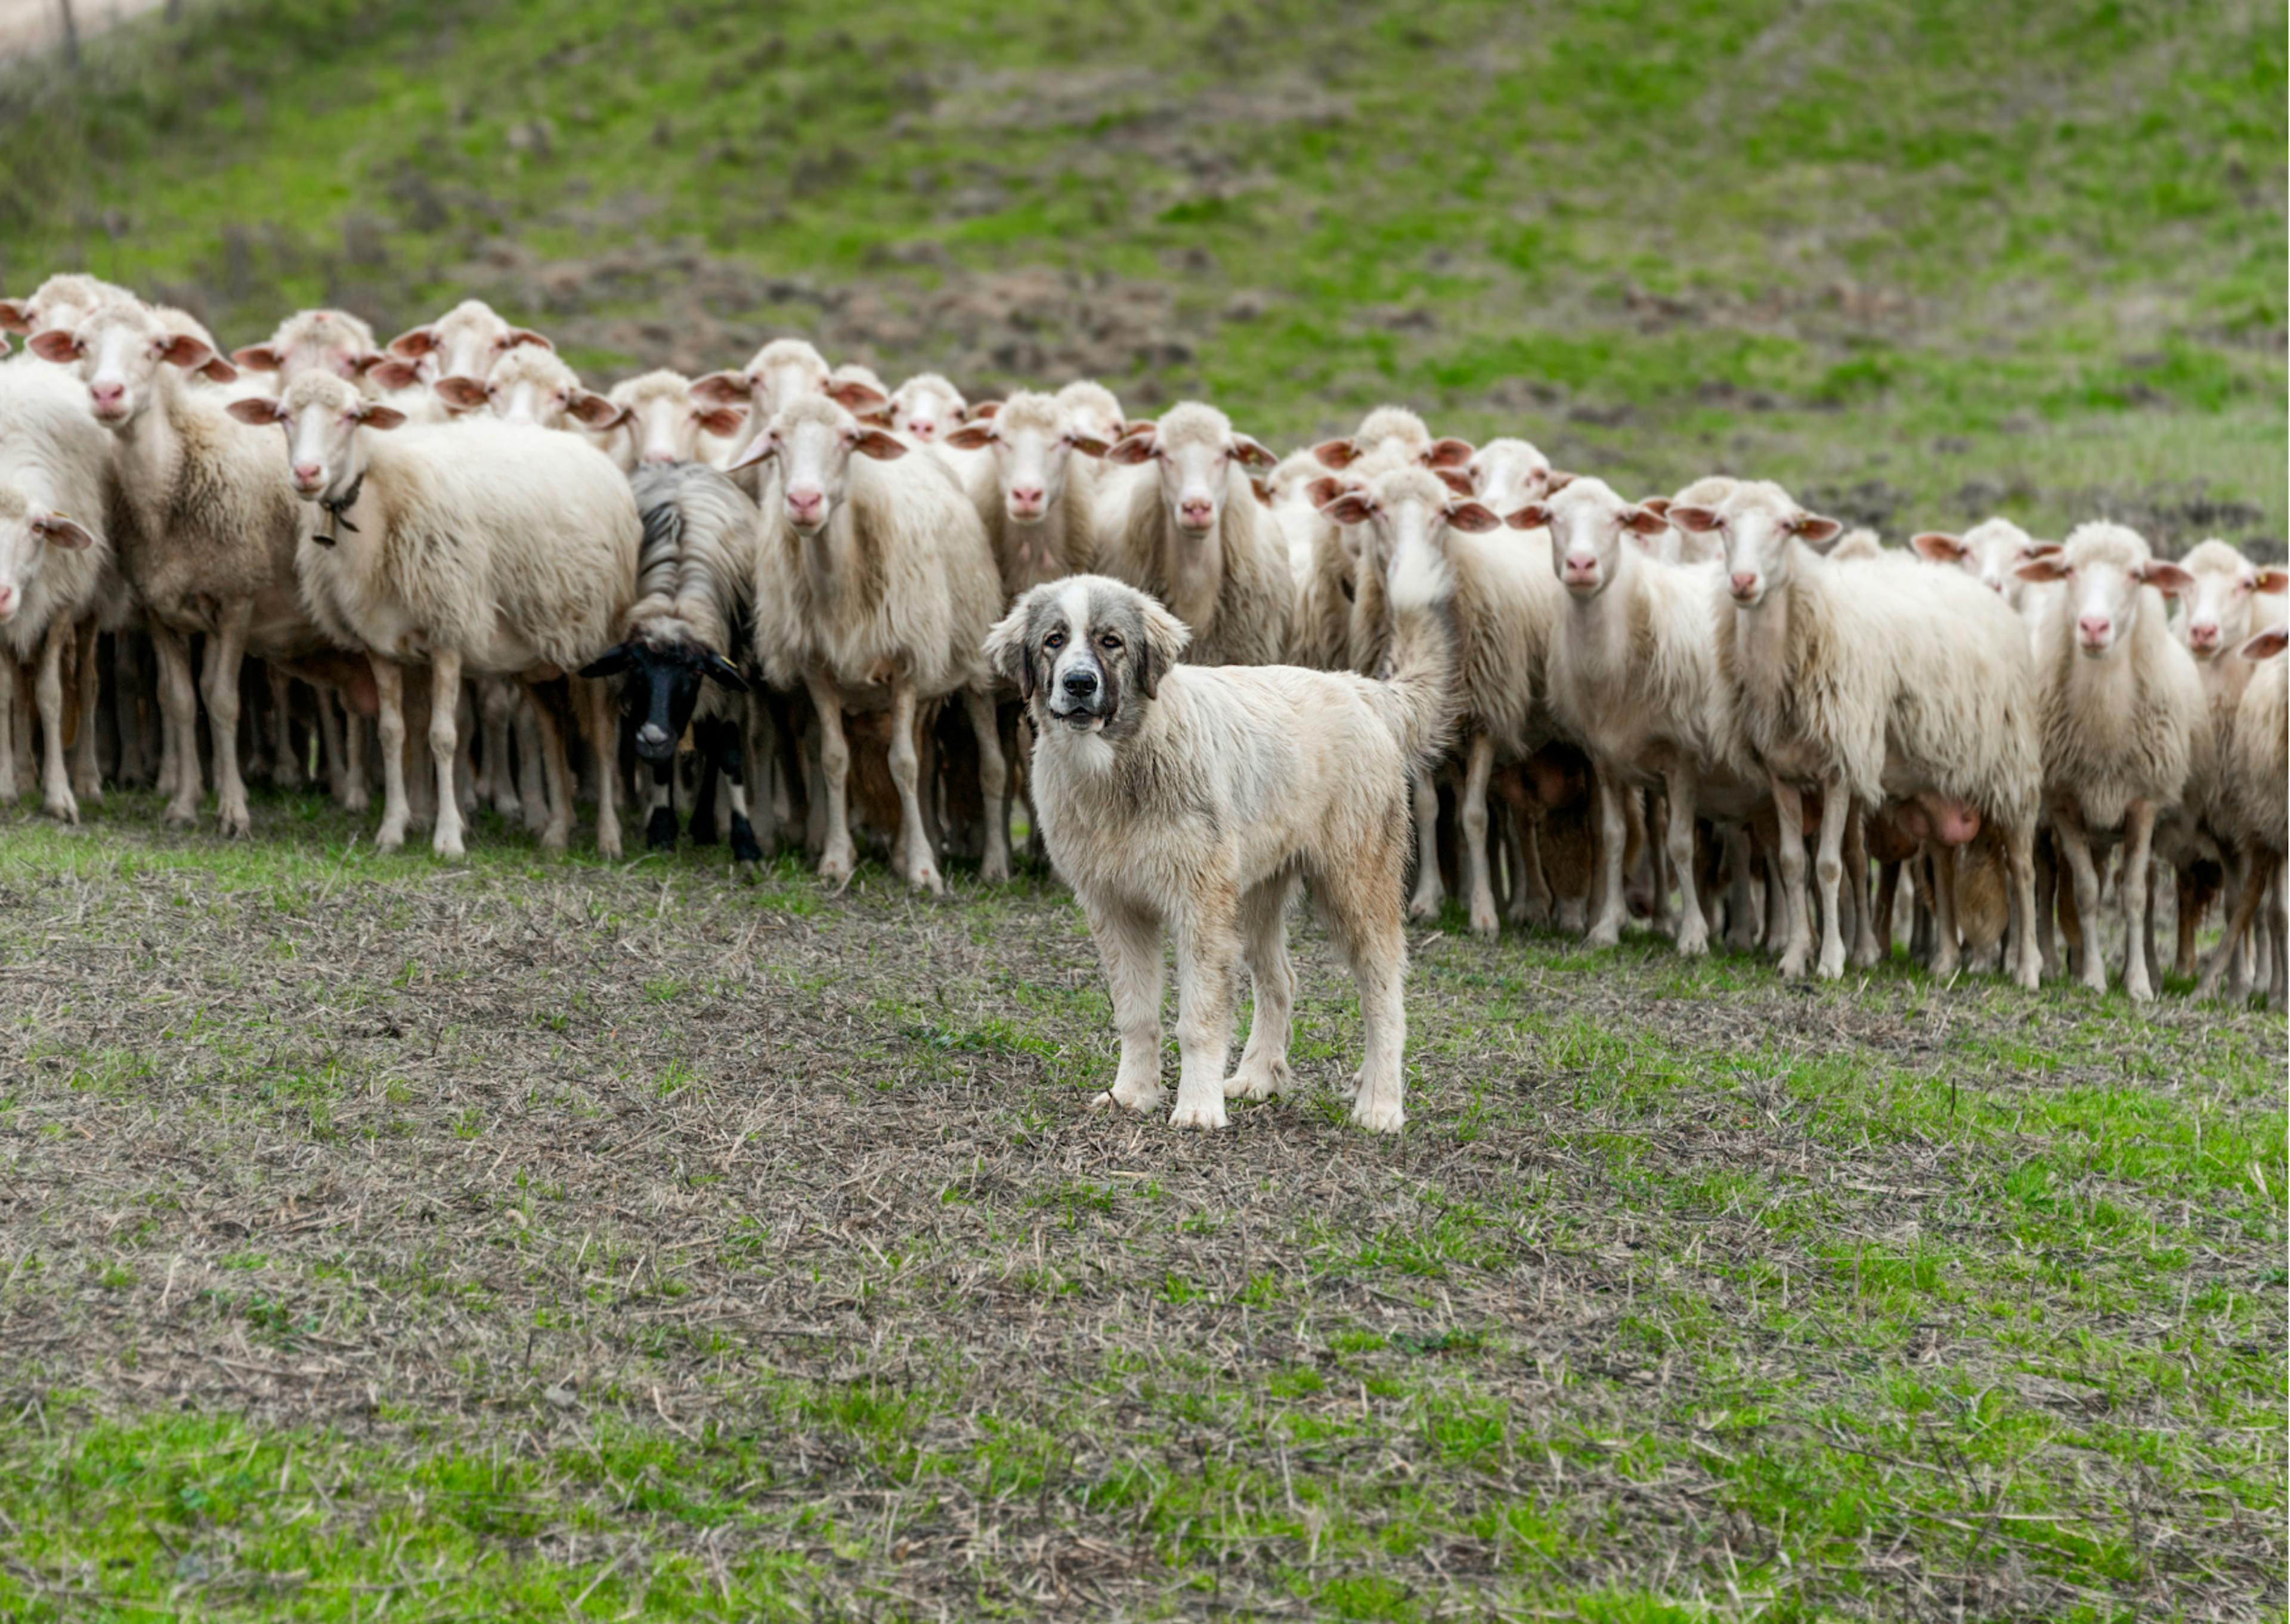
[1790,513,1843,546]
[232,343,284,373]
[26,328,81,363]
[827,378,889,414]
[567,392,629,430]
[690,371,751,407]
[504,327,553,352]
[1664,504,1722,534]
[695,404,747,438]
[0,299,31,334]
[2014,554,2070,584]
[853,427,908,461]
[702,651,751,692]
[367,359,423,391]
[1638,497,1672,518]
[226,398,286,426]
[943,422,995,451]
[1136,598,1191,699]
[1306,476,1344,510]
[386,324,438,359]
[1067,434,1110,459]
[349,351,389,377]
[1423,436,1474,470]
[199,356,240,384]
[2140,560,2195,597]
[31,512,95,549]
[983,600,1038,702]
[1320,492,1376,527]
[1446,500,1501,534]
[357,404,408,431]
[2240,626,2288,661]
[1542,471,1577,495]
[1104,431,1157,466]
[1311,438,1357,470]
[578,643,634,679]
[2254,566,2289,595]
[1909,531,1966,564]
[1620,505,1670,537]
[1230,433,1276,469]
[970,401,1002,421]
[726,432,778,472]
[158,334,215,374]
[1434,469,1474,496]
[1248,476,1273,506]
[2025,540,2061,559]
[1506,502,1552,531]
[433,376,490,411]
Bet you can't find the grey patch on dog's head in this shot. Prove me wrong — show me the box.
[984,575,1190,739]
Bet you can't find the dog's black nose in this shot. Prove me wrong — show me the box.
[1061,668,1098,699]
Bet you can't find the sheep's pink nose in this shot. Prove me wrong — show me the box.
[642,448,677,464]
[786,486,825,519]
[0,584,17,617]
[1010,485,1045,513]
[1564,554,1597,579]
[1729,571,1759,597]
[1179,497,1215,526]
[2078,615,2112,644]
[2189,622,2220,648]
[1983,577,2006,594]
[89,382,124,411]
[908,420,935,439]
[292,461,323,486]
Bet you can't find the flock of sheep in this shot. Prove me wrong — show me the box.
[0,273,2282,1010]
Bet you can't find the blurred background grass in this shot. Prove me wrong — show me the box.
[1,0,2281,547]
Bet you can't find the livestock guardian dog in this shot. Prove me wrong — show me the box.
[986,482,1480,1132]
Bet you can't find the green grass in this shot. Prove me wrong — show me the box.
[0,794,2280,1617]
[1,0,2281,540]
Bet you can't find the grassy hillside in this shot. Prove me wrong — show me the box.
[2,0,2282,544]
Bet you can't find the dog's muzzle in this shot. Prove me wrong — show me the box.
[1046,652,1109,730]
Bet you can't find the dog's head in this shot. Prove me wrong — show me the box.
[984,575,1190,740]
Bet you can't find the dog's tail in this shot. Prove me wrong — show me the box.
[1367,530,1460,771]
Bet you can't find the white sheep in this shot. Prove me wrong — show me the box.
[732,393,1010,891]
[1466,437,1554,515]
[0,273,133,339]
[694,338,841,478]
[33,302,324,836]
[1909,517,2060,608]
[1310,405,1471,476]
[1093,402,1291,668]
[595,369,748,473]
[2012,522,2205,1000]
[229,371,640,858]
[0,359,112,821]
[1518,475,1762,954]
[385,299,550,396]
[942,390,1108,597]
[1670,481,2044,986]
[1323,464,1540,936]
[1053,380,1132,447]
[230,308,383,389]
[435,344,626,434]
[2195,625,2288,1006]
[887,372,968,445]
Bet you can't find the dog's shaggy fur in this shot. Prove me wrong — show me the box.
[985,550,1457,1133]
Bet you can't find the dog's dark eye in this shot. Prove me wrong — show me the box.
[1098,634,1122,651]
[1044,630,1066,650]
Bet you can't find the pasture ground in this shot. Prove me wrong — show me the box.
[0,795,2282,1620]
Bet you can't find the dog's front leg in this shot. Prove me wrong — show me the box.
[1085,897,1166,1115]
[1166,906,1240,1131]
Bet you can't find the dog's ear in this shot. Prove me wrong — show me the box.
[1135,598,1192,701]
[983,599,1038,703]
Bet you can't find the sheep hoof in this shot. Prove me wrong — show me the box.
[1223,1059,1288,1101]
[729,817,765,867]
[1675,930,1709,959]
[1585,921,1621,950]
[1469,907,1499,938]
[645,808,678,853]
[1777,949,1810,978]
[1167,1098,1228,1131]
[1350,1093,1405,1135]
[44,795,78,825]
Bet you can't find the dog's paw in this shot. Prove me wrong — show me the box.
[1350,1095,1405,1135]
[1168,1099,1228,1132]
[1222,1057,1288,1101]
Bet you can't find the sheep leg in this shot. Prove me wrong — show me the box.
[1512,808,1552,926]
[2142,860,2165,995]
[2172,862,2203,980]
[372,659,411,851]
[2051,815,2106,993]
[479,678,518,820]
[521,683,576,853]
[1873,862,1901,960]
[1812,776,1851,980]
[116,633,154,790]
[1459,733,1499,937]
[803,675,856,885]
[1085,895,1166,1116]
[1661,765,1708,956]
[199,603,255,836]
[345,701,373,813]
[574,676,621,860]
[317,687,348,805]
[0,657,18,804]
[886,678,940,894]
[70,619,101,802]
[1722,825,1759,952]
[1406,771,1443,921]
[515,696,550,835]
[2004,822,2041,991]
[34,621,77,823]
[2196,850,2276,1002]
[1769,780,1813,977]
[455,680,478,817]
[2269,869,2287,1010]
[426,651,467,859]
[719,723,764,869]
[1224,873,1298,1104]
[1586,764,1629,950]
[2118,801,2159,1002]
[1845,802,1879,969]
[151,624,201,824]
[960,686,1011,885]
[1929,841,1961,977]
[266,665,302,790]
